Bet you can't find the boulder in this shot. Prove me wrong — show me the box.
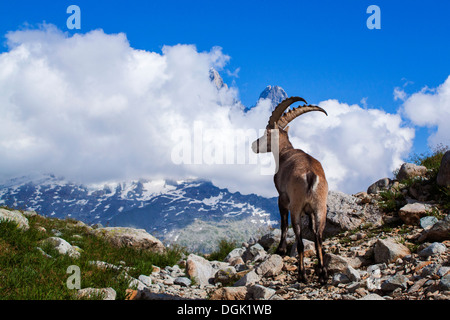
[312,191,384,240]
[214,266,238,286]
[397,163,428,181]
[374,239,410,264]
[255,254,283,277]
[381,274,408,291]
[233,270,261,287]
[247,284,276,300]
[398,203,430,225]
[76,287,116,300]
[242,243,266,262]
[324,253,351,274]
[437,150,450,187]
[40,237,81,259]
[420,216,439,230]
[418,242,447,258]
[439,275,450,291]
[224,247,245,262]
[0,208,29,231]
[367,178,393,194]
[91,227,165,252]
[419,214,450,242]
[186,254,215,287]
[210,286,248,300]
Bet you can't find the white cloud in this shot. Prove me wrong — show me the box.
[0,25,416,197]
[400,76,450,148]
[393,87,407,101]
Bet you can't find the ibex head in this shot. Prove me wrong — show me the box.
[251,97,328,154]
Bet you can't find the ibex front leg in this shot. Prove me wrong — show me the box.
[275,195,289,256]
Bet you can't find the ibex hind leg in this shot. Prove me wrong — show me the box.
[291,212,308,283]
[311,207,328,285]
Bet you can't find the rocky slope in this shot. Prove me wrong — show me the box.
[1,156,449,300]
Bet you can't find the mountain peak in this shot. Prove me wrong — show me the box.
[209,68,228,90]
[258,85,288,109]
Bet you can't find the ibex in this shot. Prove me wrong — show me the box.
[252,97,329,284]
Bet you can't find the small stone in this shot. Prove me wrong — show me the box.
[138,275,152,287]
[174,277,192,287]
[439,275,450,291]
[381,274,408,291]
[420,216,439,230]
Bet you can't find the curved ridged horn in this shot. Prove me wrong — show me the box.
[277,104,328,129]
[267,96,307,129]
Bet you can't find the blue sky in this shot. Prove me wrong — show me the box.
[0,1,449,194]
[1,0,449,155]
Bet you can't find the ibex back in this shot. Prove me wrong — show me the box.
[252,97,328,284]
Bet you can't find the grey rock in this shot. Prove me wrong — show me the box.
[243,243,267,262]
[358,293,385,300]
[76,287,116,300]
[186,254,215,287]
[421,263,441,278]
[233,270,261,287]
[420,216,439,230]
[419,215,450,242]
[225,248,245,262]
[418,242,447,258]
[381,274,408,291]
[255,254,283,277]
[248,284,276,300]
[214,266,237,286]
[174,277,192,287]
[397,163,428,181]
[332,273,350,285]
[138,275,152,287]
[91,227,165,252]
[40,237,81,259]
[436,150,450,187]
[439,275,450,291]
[398,203,430,225]
[367,178,392,194]
[374,238,410,264]
[324,253,351,274]
[0,208,29,231]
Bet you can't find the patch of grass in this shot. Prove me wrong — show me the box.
[0,212,184,300]
[408,143,448,177]
[378,187,405,213]
[207,238,238,262]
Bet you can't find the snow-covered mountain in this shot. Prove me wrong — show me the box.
[0,78,287,253]
[0,174,278,252]
[258,85,288,109]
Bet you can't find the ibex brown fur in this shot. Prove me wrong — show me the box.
[252,97,328,284]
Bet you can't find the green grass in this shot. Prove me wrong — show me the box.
[206,238,238,261]
[0,212,183,300]
[408,143,448,177]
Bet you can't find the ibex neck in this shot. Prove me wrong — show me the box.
[272,136,293,171]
